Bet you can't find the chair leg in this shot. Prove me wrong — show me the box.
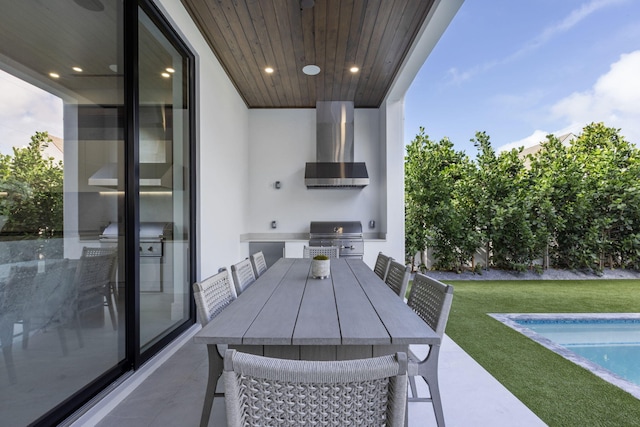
[74,312,84,348]
[105,293,118,331]
[423,345,445,427]
[409,374,419,399]
[409,346,446,426]
[57,325,69,356]
[200,344,224,427]
[425,371,445,427]
[0,322,17,384]
[22,319,30,349]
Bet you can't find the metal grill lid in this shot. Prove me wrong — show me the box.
[100,222,173,240]
[309,221,363,237]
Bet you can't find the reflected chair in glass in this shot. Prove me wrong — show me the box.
[303,245,340,259]
[193,269,237,427]
[374,251,393,281]
[230,258,257,295]
[250,251,268,277]
[72,248,118,346]
[0,264,38,384]
[384,260,411,299]
[223,349,408,427]
[81,247,119,300]
[406,273,454,427]
[22,259,75,355]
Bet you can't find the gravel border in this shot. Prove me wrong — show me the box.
[420,267,640,281]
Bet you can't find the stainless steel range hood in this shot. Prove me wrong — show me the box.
[304,101,369,188]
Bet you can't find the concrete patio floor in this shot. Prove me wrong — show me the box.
[72,327,547,426]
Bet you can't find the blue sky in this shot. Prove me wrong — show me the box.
[405,0,640,155]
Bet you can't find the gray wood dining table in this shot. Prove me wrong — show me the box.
[194,257,439,425]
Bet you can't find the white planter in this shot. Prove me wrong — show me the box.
[311,259,330,279]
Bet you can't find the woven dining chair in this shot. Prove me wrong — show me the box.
[231,258,257,295]
[384,260,411,299]
[406,273,454,427]
[374,251,393,281]
[250,251,268,277]
[193,269,237,427]
[223,349,408,427]
[303,245,340,259]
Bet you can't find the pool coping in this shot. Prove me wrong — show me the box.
[489,313,640,400]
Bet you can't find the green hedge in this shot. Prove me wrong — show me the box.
[405,123,640,272]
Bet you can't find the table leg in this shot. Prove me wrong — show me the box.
[200,344,223,427]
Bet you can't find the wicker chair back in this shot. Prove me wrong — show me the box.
[223,349,408,427]
[231,258,256,296]
[303,245,340,259]
[250,251,268,277]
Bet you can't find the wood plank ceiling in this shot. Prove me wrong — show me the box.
[181,0,436,108]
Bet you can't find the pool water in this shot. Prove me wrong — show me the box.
[490,313,640,399]
[520,320,640,386]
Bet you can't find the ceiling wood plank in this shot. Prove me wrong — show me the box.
[331,0,354,101]
[363,0,417,106]
[180,0,438,108]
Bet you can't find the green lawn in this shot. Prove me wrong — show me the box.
[441,279,640,427]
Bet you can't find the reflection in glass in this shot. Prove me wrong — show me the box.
[0,2,124,425]
[138,8,191,352]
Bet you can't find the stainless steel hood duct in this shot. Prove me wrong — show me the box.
[304,101,369,188]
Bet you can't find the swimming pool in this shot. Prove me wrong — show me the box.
[490,313,640,399]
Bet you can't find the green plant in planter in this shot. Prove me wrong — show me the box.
[313,254,329,261]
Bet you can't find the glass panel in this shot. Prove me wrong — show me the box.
[0,2,124,425]
[138,8,191,352]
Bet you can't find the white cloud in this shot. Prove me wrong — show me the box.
[532,0,626,47]
[551,50,640,144]
[0,70,63,154]
[499,130,550,152]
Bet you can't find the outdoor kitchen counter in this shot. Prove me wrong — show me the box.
[240,232,386,241]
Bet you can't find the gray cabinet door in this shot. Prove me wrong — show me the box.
[249,242,285,268]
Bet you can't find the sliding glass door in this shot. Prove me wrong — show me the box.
[137,6,193,354]
[0,1,195,425]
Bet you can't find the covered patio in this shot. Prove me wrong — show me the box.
[74,329,546,426]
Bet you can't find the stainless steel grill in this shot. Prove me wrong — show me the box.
[99,222,172,257]
[309,221,364,259]
[99,222,173,292]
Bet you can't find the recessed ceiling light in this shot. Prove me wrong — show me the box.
[350,66,359,73]
[49,72,60,79]
[72,66,83,72]
[166,67,175,73]
[161,72,171,78]
[302,65,321,76]
[300,0,314,9]
[265,67,274,74]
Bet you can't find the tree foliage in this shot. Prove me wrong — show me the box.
[0,131,63,239]
[405,128,481,271]
[405,122,640,272]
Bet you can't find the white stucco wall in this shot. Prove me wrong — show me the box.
[246,108,383,236]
